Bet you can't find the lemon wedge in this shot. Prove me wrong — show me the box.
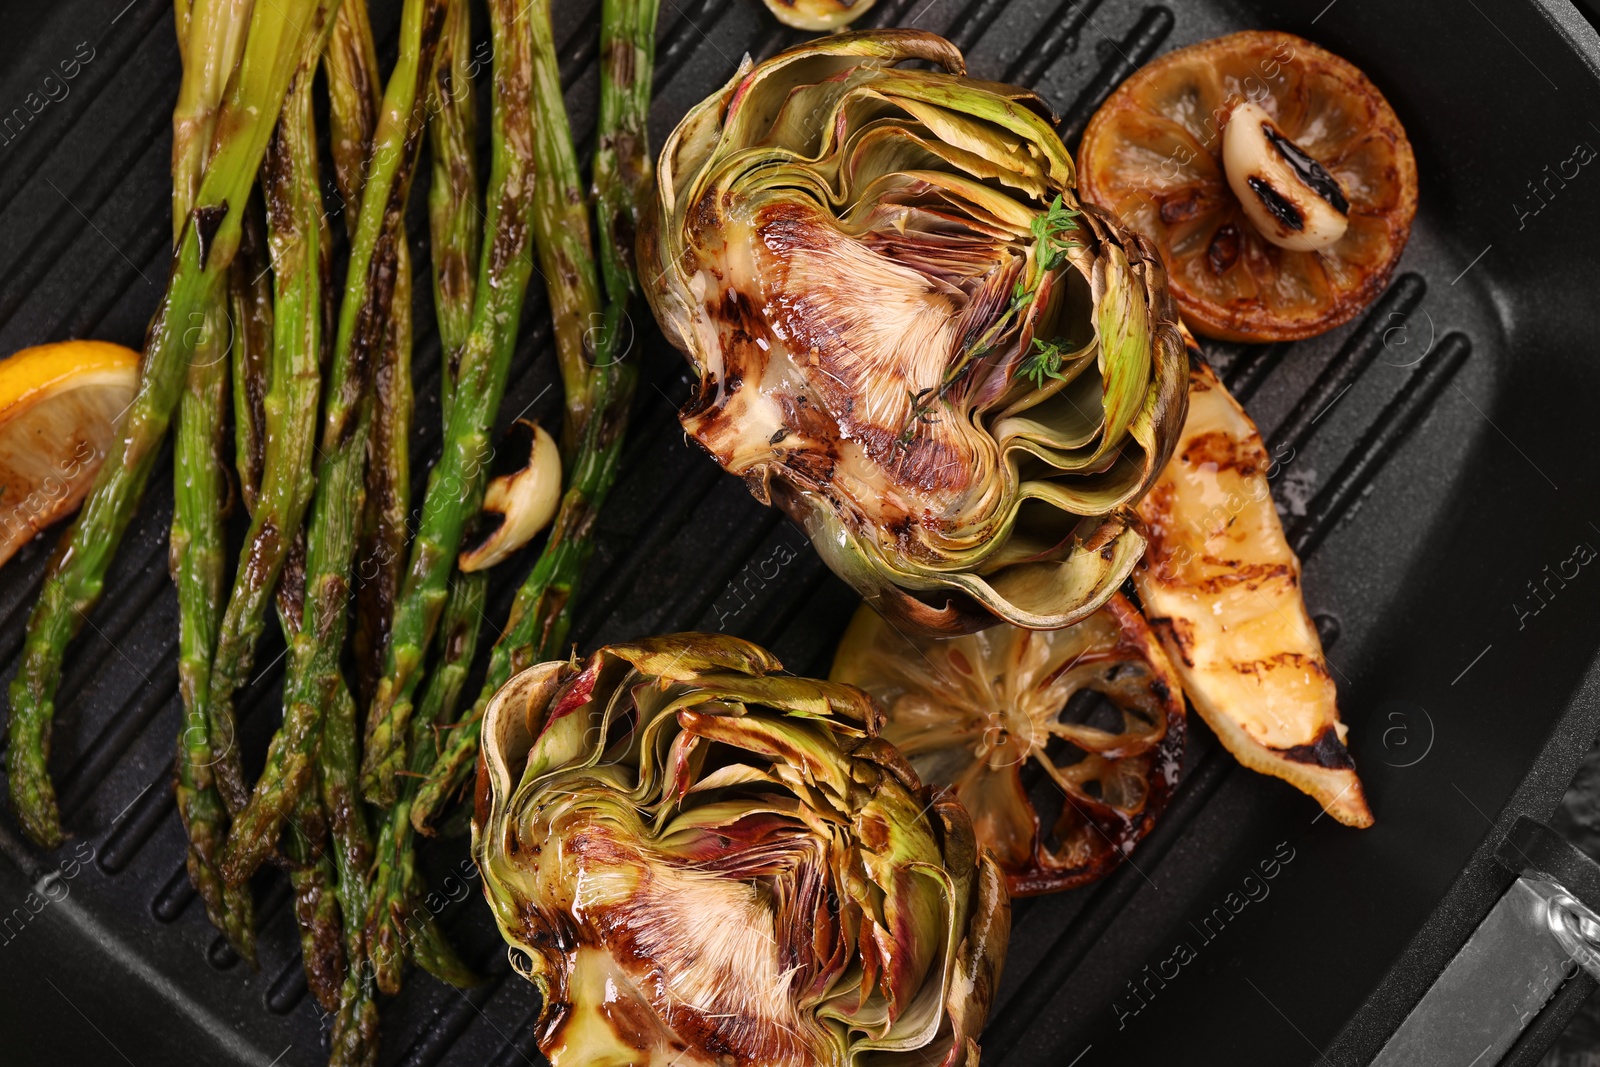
[0,340,139,568]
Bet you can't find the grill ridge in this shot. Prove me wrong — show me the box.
[1057,5,1174,144]
[1005,0,1104,85]
[1290,333,1472,558]
[0,0,172,208]
[0,81,175,336]
[1269,274,1428,458]
[57,653,177,818]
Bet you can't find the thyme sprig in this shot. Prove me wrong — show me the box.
[1021,337,1074,389]
[897,195,1082,443]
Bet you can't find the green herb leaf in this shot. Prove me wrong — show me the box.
[1022,336,1072,390]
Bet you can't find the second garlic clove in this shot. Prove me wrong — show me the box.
[459,420,562,573]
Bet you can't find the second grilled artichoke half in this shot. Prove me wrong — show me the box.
[642,30,1186,634]
[474,634,1009,1067]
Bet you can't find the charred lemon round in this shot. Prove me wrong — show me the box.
[0,340,138,568]
[1078,31,1417,342]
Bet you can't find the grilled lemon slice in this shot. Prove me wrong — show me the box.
[1079,31,1416,342]
[0,340,139,568]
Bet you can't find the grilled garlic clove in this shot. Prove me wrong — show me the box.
[1223,101,1350,252]
[459,420,561,573]
[761,0,876,30]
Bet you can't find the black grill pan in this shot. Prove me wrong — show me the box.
[1,0,1598,1064]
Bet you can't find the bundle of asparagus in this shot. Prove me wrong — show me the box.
[3,0,662,1063]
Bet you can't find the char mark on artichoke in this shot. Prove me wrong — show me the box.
[473,632,1010,1067]
[641,30,1187,635]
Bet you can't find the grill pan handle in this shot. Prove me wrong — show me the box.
[1371,817,1600,1066]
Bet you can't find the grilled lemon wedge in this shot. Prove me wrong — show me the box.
[1134,342,1372,827]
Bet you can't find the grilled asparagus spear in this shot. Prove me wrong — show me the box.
[221,0,447,885]
[8,0,321,849]
[358,0,541,807]
[364,0,492,994]
[412,0,657,832]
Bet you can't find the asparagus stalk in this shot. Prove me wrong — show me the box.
[426,0,481,418]
[364,0,488,992]
[324,0,381,225]
[168,0,259,966]
[352,244,413,708]
[221,0,448,884]
[359,0,539,806]
[173,308,247,953]
[323,0,417,712]
[367,574,485,993]
[229,196,273,513]
[529,0,607,445]
[169,0,252,239]
[323,682,377,1067]
[413,0,658,832]
[204,5,337,818]
[285,761,344,1014]
[260,43,347,1003]
[6,0,318,849]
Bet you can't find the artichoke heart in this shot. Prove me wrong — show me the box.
[641,30,1187,635]
[473,633,1010,1067]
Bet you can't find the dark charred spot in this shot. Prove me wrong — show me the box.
[1246,176,1305,232]
[192,201,229,271]
[242,520,283,590]
[445,619,470,661]
[1185,562,1295,595]
[436,248,471,316]
[1180,429,1269,476]
[540,1000,573,1049]
[604,37,637,90]
[1231,650,1327,679]
[1274,725,1357,770]
[488,191,529,277]
[609,208,638,275]
[1207,223,1240,274]
[556,248,580,291]
[690,188,721,237]
[1159,191,1206,225]
[1149,616,1195,667]
[1264,125,1349,214]
[536,588,572,655]
[276,537,307,631]
[551,909,579,953]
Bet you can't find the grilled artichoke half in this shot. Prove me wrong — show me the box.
[832,594,1186,895]
[641,30,1187,635]
[474,633,1010,1067]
